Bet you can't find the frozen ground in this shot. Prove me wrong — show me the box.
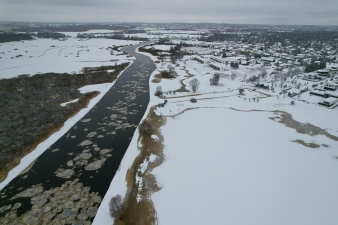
[62,30,119,38]
[144,44,175,51]
[94,52,338,224]
[154,107,338,225]
[0,38,139,78]
[1,37,336,224]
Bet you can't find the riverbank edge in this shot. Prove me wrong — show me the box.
[0,91,99,182]
[115,107,166,225]
[0,63,133,190]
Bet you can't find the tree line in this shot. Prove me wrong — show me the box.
[199,30,338,49]
[0,33,34,43]
[304,61,326,73]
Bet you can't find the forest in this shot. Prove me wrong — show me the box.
[199,30,338,49]
[0,33,33,43]
[0,63,129,181]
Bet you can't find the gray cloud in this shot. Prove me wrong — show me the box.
[0,0,337,25]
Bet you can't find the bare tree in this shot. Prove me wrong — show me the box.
[189,78,200,93]
[138,120,153,134]
[168,66,178,78]
[210,73,220,86]
[155,86,163,96]
[230,72,237,80]
[248,75,258,83]
[109,194,124,219]
[259,66,267,78]
[158,54,165,62]
[280,81,284,88]
[170,54,178,64]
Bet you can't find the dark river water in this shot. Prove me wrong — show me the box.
[0,43,156,224]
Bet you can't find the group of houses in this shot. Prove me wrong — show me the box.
[187,37,338,72]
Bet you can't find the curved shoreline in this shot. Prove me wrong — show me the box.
[0,42,157,224]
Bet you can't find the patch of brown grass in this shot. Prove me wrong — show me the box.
[293,139,320,148]
[115,107,165,225]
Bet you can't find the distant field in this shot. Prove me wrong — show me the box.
[0,38,139,79]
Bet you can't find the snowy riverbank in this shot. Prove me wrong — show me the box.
[94,51,338,224]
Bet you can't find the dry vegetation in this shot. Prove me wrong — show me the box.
[114,107,165,225]
[0,63,129,182]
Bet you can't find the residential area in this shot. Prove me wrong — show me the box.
[142,25,338,109]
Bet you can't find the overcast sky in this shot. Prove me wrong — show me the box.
[0,0,337,25]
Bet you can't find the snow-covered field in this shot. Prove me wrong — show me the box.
[0,38,139,78]
[1,36,337,224]
[154,108,338,225]
[144,44,175,51]
[62,30,118,38]
[94,52,338,224]
[125,31,201,40]
[153,60,338,225]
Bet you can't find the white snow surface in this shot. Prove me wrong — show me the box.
[1,38,337,224]
[95,53,338,224]
[144,44,175,51]
[153,108,338,225]
[60,98,79,107]
[0,38,139,78]
[150,59,338,225]
[151,134,160,142]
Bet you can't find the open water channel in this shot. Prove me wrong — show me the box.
[0,43,156,224]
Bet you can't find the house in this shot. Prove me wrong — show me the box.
[240,59,250,66]
[324,82,338,91]
[303,73,323,81]
[319,97,338,107]
[296,54,305,59]
[193,55,209,64]
[255,83,269,90]
[210,56,227,64]
[261,57,275,63]
[317,70,330,76]
[329,66,338,74]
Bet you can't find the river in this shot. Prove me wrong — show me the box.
[0,43,156,224]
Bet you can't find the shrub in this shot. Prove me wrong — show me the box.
[210,73,220,86]
[248,75,259,83]
[109,194,124,219]
[230,62,239,69]
[155,86,163,96]
[160,70,176,79]
[139,120,153,134]
[189,78,200,93]
[209,63,220,71]
[190,98,197,103]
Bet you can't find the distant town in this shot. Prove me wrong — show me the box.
[2,22,337,106]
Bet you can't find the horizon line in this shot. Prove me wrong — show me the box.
[1,21,337,27]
